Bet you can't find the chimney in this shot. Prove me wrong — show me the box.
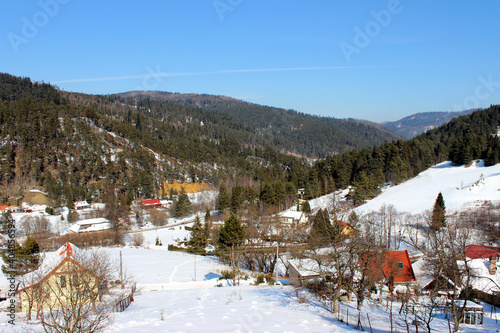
[489,256,497,275]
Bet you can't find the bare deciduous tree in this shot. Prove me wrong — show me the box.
[21,215,51,236]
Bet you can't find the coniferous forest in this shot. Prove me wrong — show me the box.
[0,73,499,209]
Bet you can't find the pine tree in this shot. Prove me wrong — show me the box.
[302,200,311,214]
[218,213,245,285]
[173,188,192,218]
[204,208,212,240]
[310,208,338,244]
[218,184,229,214]
[186,215,208,254]
[431,192,446,230]
[1,236,40,275]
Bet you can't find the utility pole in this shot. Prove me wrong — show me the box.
[120,250,123,288]
[275,243,279,285]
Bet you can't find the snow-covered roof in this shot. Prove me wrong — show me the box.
[279,211,304,220]
[19,242,81,290]
[287,258,320,278]
[69,217,112,233]
[412,259,435,289]
[459,258,500,295]
[74,200,90,208]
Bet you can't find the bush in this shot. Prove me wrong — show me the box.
[255,274,265,285]
[219,270,236,280]
[265,275,275,285]
[131,233,144,247]
[167,244,186,252]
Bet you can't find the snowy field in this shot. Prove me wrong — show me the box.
[355,160,500,215]
[2,241,499,333]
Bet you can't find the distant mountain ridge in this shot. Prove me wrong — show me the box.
[116,91,401,158]
[382,110,477,139]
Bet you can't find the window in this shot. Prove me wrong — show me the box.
[397,262,404,269]
[60,275,66,288]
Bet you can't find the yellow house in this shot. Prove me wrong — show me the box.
[18,242,101,315]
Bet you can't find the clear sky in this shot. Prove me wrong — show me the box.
[1,0,499,122]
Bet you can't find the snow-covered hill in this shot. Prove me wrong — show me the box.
[355,160,500,215]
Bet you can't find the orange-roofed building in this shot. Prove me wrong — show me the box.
[363,250,416,292]
[381,250,416,284]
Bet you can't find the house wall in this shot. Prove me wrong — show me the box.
[288,264,301,287]
[20,260,99,312]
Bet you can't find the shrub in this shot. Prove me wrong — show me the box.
[131,233,144,247]
[219,270,236,280]
[255,274,265,285]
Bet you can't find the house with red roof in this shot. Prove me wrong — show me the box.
[465,244,499,259]
[363,250,416,292]
[141,199,162,209]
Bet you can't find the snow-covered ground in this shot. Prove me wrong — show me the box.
[1,161,500,332]
[355,160,500,215]
[2,241,499,332]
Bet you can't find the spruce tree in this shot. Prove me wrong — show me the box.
[431,192,446,230]
[302,200,311,214]
[186,215,208,255]
[218,184,229,214]
[204,208,212,241]
[173,188,192,218]
[218,213,245,285]
[1,236,40,276]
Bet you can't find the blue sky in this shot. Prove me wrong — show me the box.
[1,0,499,122]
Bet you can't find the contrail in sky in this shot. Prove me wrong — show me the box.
[52,65,401,84]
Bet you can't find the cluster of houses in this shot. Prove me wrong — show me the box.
[286,244,499,325]
[69,199,167,234]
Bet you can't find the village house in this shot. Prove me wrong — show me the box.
[278,210,308,225]
[73,200,91,210]
[141,199,162,209]
[17,242,101,315]
[363,250,416,294]
[463,244,500,306]
[69,217,113,233]
[332,220,355,237]
[287,258,321,287]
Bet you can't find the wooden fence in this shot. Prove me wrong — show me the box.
[112,283,137,313]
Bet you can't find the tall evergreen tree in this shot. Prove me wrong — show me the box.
[173,188,192,218]
[186,215,208,254]
[218,213,245,285]
[310,208,342,245]
[218,184,229,214]
[431,192,446,230]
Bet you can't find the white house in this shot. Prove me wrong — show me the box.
[278,210,308,225]
[69,218,113,233]
[73,200,91,210]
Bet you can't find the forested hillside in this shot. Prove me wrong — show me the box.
[0,74,309,206]
[116,91,400,158]
[382,110,477,139]
[308,106,500,204]
[0,73,498,213]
